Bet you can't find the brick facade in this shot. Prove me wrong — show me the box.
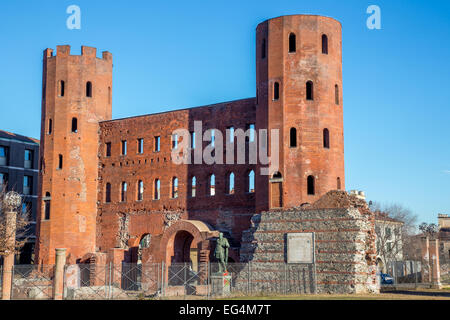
[36,15,346,268]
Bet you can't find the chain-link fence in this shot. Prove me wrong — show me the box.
[1,262,315,300]
[380,260,437,289]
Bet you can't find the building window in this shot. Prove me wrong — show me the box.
[209,174,215,196]
[22,202,31,216]
[71,117,78,133]
[323,128,330,149]
[307,176,315,195]
[306,81,314,100]
[23,176,32,195]
[171,177,178,198]
[86,81,92,97]
[137,138,144,154]
[137,180,144,201]
[335,84,339,105]
[105,183,111,203]
[322,34,328,54]
[227,172,235,195]
[172,134,178,150]
[121,140,127,155]
[290,128,297,147]
[0,173,8,188]
[274,82,280,100]
[248,170,255,193]
[154,136,160,152]
[108,86,111,105]
[59,80,65,97]
[105,142,111,157]
[58,154,63,169]
[261,38,266,59]
[48,119,53,135]
[190,132,195,149]
[0,146,9,166]
[154,179,160,200]
[337,177,341,190]
[190,176,196,198]
[24,149,33,169]
[289,33,296,53]
[121,182,127,202]
[44,192,51,220]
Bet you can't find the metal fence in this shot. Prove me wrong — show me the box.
[3,262,315,300]
[380,260,437,289]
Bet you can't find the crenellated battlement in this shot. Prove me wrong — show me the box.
[43,45,112,62]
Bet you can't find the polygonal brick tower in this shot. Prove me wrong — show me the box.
[255,15,345,212]
[35,46,112,264]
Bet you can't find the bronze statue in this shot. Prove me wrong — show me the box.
[214,232,230,274]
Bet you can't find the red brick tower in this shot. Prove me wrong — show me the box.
[255,15,345,211]
[35,46,112,264]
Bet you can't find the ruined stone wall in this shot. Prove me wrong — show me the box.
[239,205,379,294]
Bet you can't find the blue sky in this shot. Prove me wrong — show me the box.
[0,0,449,224]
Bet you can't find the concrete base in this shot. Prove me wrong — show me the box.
[211,274,231,296]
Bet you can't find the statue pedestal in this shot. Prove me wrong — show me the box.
[211,274,231,296]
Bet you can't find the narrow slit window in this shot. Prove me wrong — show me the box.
[248,170,255,193]
[227,172,235,195]
[154,136,160,152]
[306,81,314,100]
[323,128,330,149]
[172,177,178,198]
[108,86,111,105]
[105,142,111,157]
[154,179,160,200]
[121,140,127,155]
[44,192,51,220]
[105,183,111,203]
[337,177,341,190]
[307,176,315,195]
[71,117,78,133]
[86,81,92,97]
[261,38,266,59]
[137,138,144,154]
[274,82,280,100]
[48,119,53,135]
[290,128,297,147]
[322,34,328,54]
[335,84,339,105]
[191,176,196,198]
[121,182,127,202]
[58,154,63,169]
[289,33,296,53]
[59,80,65,97]
[137,180,144,201]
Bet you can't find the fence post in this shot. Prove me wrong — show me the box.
[1,210,17,301]
[53,248,67,300]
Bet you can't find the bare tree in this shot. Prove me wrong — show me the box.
[0,186,31,258]
[369,202,419,262]
[418,222,438,239]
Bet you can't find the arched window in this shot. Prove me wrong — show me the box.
[323,128,330,149]
[71,117,78,133]
[272,171,282,179]
[105,183,111,203]
[59,80,65,97]
[86,81,92,97]
[261,38,266,59]
[227,172,235,195]
[48,119,53,134]
[121,182,127,202]
[290,128,297,147]
[209,174,215,196]
[306,81,314,100]
[58,154,63,169]
[322,34,328,54]
[274,82,280,100]
[44,192,51,220]
[307,176,315,195]
[248,170,255,193]
[289,33,296,53]
[137,180,144,201]
[172,177,178,198]
[190,176,196,198]
[154,179,160,200]
[335,84,339,105]
[337,177,341,190]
